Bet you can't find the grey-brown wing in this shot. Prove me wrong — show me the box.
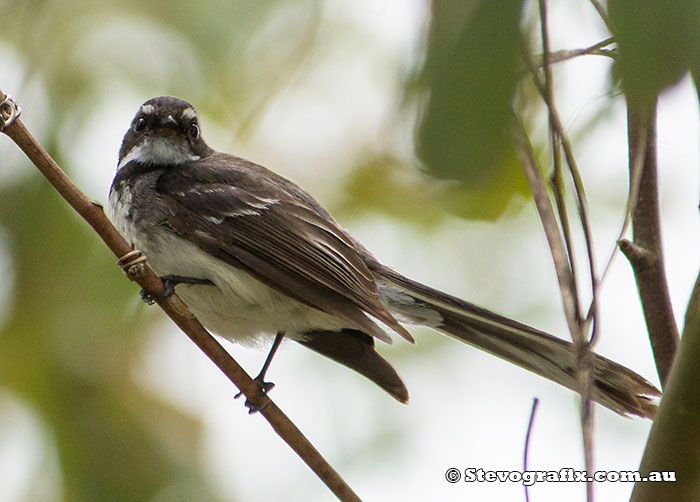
[158,169,413,344]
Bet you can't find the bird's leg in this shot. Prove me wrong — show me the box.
[252,331,285,391]
[236,331,285,413]
[140,274,214,304]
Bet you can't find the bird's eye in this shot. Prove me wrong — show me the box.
[133,117,147,132]
[189,122,200,139]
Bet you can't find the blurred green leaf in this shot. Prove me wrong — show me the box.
[0,174,214,501]
[609,0,700,107]
[338,152,528,224]
[414,0,525,216]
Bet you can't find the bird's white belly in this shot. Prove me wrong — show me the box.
[125,225,346,345]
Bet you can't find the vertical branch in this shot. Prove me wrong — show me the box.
[537,2,595,500]
[619,103,679,387]
[631,269,700,501]
[539,0,583,328]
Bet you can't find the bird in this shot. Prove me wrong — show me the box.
[108,96,659,418]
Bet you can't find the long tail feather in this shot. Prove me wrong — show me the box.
[374,266,660,418]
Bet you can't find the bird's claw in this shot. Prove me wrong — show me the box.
[235,377,275,414]
[140,289,157,305]
[139,281,174,305]
[139,275,211,305]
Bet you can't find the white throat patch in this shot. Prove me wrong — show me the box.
[117,137,201,170]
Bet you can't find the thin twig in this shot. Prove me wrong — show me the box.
[0,90,362,502]
[523,397,540,502]
[535,94,601,347]
[537,3,595,499]
[510,117,579,344]
[531,37,616,68]
[588,0,611,30]
[522,42,600,342]
[539,0,582,332]
[595,129,647,297]
[524,29,600,345]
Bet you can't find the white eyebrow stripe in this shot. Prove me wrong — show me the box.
[140,104,155,115]
[181,107,197,120]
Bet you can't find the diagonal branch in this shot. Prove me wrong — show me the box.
[0,90,362,502]
[588,0,611,30]
[511,117,579,342]
[620,103,679,387]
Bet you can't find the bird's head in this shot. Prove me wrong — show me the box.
[117,96,212,170]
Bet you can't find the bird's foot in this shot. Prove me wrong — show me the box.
[235,375,275,414]
[140,274,214,305]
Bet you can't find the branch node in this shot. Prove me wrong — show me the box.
[0,95,22,129]
[618,238,657,271]
[117,249,148,281]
